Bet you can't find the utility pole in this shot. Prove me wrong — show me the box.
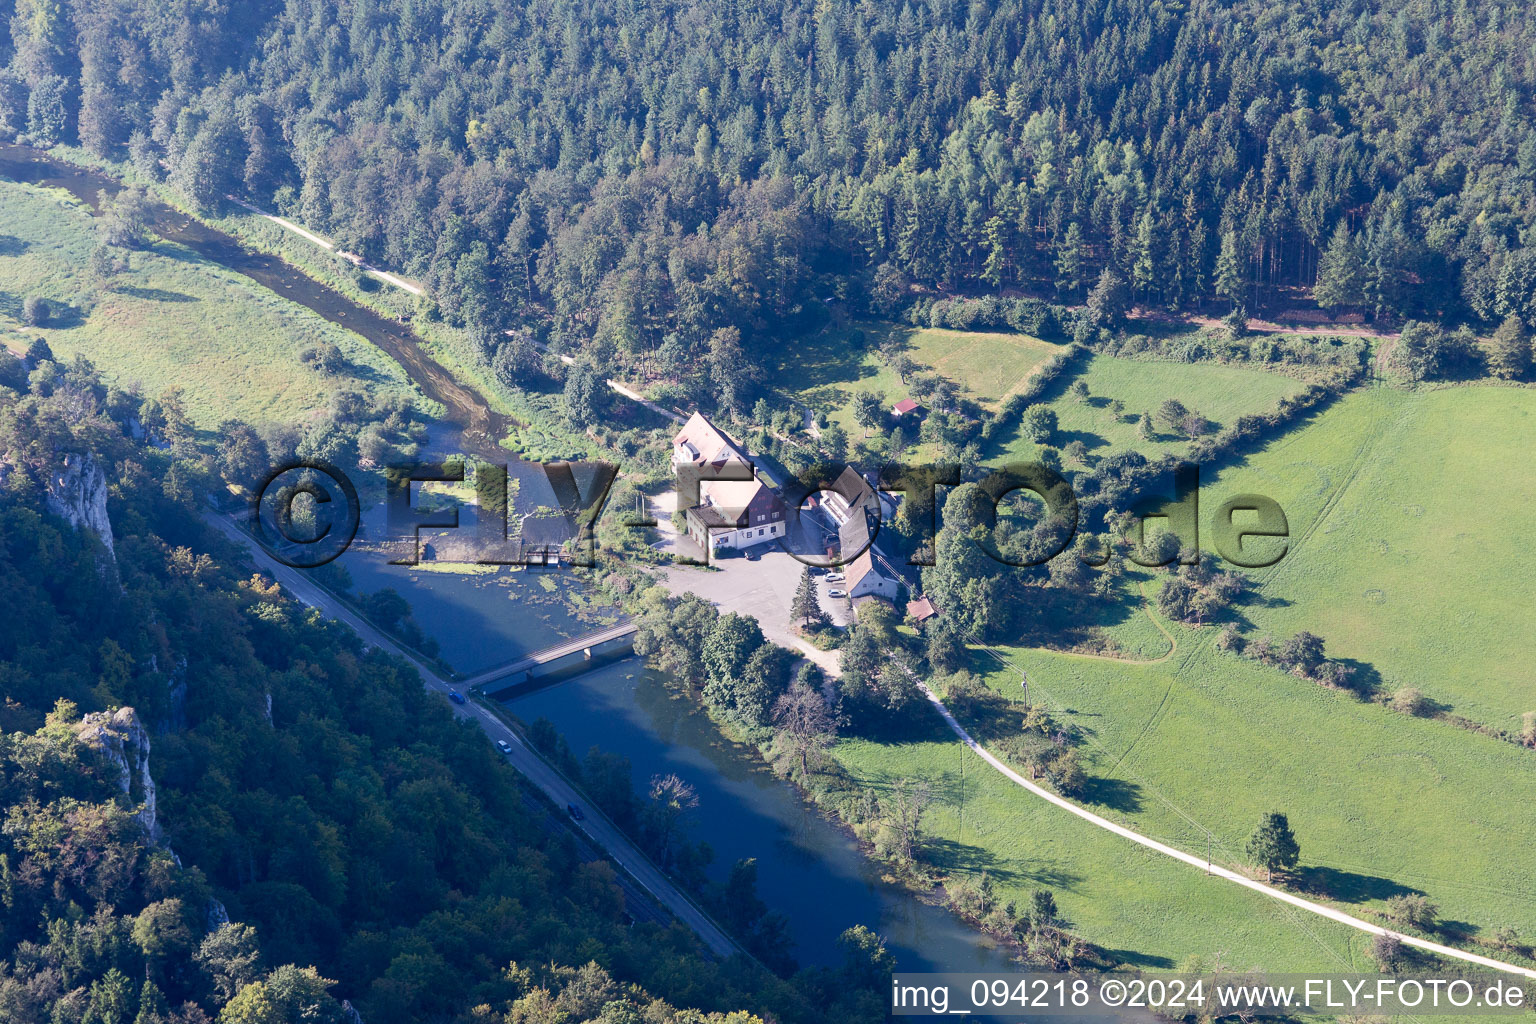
[1020,670,1028,705]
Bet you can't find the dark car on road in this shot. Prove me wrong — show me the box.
[567,803,585,821]
[448,690,466,704]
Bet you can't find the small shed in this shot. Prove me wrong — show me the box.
[907,595,938,623]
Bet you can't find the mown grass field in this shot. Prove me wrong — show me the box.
[962,633,1536,968]
[985,352,1311,464]
[834,376,1536,973]
[776,321,1064,437]
[0,179,421,431]
[1208,385,1536,727]
[834,727,1377,973]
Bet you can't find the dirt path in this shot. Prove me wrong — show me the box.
[914,676,1536,979]
[1025,582,1179,667]
[1132,307,1400,341]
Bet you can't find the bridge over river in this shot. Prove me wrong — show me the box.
[460,619,638,694]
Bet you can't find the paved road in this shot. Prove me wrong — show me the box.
[202,512,745,960]
[913,676,1536,979]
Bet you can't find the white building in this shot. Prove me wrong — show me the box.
[673,411,787,551]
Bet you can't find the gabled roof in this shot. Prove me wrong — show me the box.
[833,465,879,511]
[892,398,919,415]
[846,549,880,590]
[673,411,749,468]
[838,506,877,560]
[907,596,937,621]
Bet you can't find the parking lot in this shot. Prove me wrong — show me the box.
[649,495,848,676]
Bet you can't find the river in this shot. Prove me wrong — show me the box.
[0,144,1083,991]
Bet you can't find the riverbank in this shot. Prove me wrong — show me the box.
[30,143,611,463]
[0,171,430,429]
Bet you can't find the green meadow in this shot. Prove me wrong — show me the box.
[878,381,1536,971]
[831,373,1536,974]
[1209,385,1536,727]
[964,637,1536,960]
[985,352,1312,463]
[834,726,1378,973]
[0,179,421,431]
[776,321,1064,434]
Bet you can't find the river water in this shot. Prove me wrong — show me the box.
[0,145,1072,986]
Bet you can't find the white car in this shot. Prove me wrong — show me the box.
[828,588,848,598]
[495,740,513,755]
[825,573,845,583]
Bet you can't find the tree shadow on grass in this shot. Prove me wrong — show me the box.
[921,837,1032,885]
[948,701,1024,746]
[1290,865,1416,904]
[116,284,199,303]
[1235,591,1292,609]
[854,705,956,747]
[1335,657,1383,698]
[1102,948,1177,969]
[0,234,25,256]
[1056,427,1107,451]
[41,303,87,329]
[1435,918,1483,942]
[1077,774,1144,813]
[925,836,1085,891]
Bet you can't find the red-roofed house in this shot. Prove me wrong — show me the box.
[891,397,920,419]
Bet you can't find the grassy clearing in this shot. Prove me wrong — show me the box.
[985,352,1311,464]
[32,145,610,461]
[966,635,1536,966]
[833,725,1375,973]
[1208,384,1536,727]
[0,179,421,431]
[776,321,1063,434]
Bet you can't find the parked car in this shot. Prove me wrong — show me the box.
[495,739,512,754]
[745,549,760,561]
[825,573,845,583]
[828,588,848,598]
[567,803,585,821]
[448,690,466,705]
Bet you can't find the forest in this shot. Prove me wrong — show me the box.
[3,0,1536,418]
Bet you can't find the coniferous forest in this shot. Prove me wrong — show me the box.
[5,0,1536,406]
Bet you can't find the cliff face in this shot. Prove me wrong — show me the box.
[75,706,158,841]
[44,452,115,560]
[75,707,237,955]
